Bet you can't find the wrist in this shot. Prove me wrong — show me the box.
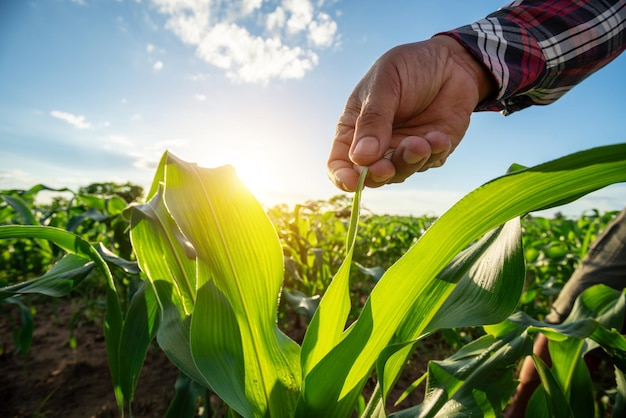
[432,35,497,103]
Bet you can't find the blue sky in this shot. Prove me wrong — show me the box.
[1,0,625,217]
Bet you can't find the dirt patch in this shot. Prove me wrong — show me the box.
[0,298,442,418]
[0,299,179,418]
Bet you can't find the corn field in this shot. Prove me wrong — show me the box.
[1,144,626,417]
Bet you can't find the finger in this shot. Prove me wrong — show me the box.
[327,161,360,192]
[327,100,362,190]
[415,131,452,172]
[388,132,452,181]
[363,157,396,188]
[349,73,400,167]
[328,126,359,191]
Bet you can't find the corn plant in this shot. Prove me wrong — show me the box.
[124,143,626,417]
[0,185,157,417]
[267,199,350,321]
[519,210,619,320]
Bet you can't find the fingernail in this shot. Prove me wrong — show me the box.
[370,172,390,183]
[352,137,379,157]
[403,149,425,165]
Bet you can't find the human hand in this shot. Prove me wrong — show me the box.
[327,35,496,191]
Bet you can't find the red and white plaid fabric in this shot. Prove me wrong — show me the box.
[441,0,626,115]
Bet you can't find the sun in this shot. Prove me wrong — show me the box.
[195,149,284,207]
[229,156,274,197]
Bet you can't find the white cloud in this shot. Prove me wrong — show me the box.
[50,110,91,129]
[240,0,262,16]
[284,0,313,34]
[146,43,155,53]
[149,0,339,84]
[198,22,319,83]
[194,93,207,101]
[153,60,164,71]
[153,0,210,45]
[266,6,286,31]
[307,12,337,48]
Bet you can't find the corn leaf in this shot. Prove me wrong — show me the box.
[532,354,575,418]
[376,217,525,405]
[0,194,40,226]
[165,154,301,417]
[565,283,626,332]
[96,243,140,274]
[567,355,594,418]
[165,372,208,418]
[301,167,367,376]
[118,281,160,406]
[128,186,206,386]
[387,330,532,417]
[614,367,626,417]
[130,151,302,417]
[0,253,94,300]
[2,298,35,356]
[298,143,626,416]
[487,285,626,417]
[0,194,52,254]
[393,285,625,417]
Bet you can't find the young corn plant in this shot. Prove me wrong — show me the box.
[126,143,626,417]
[0,187,156,417]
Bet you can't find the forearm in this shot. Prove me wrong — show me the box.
[440,0,626,115]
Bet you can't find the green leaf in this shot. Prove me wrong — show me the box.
[0,194,40,225]
[162,153,301,417]
[534,334,594,418]
[166,372,207,418]
[3,298,35,356]
[425,218,524,331]
[298,143,626,416]
[565,284,625,332]
[118,281,160,407]
[190,279,252,414]
[0,253,94,300]
[567,355,594,418]
[370,215,523,406]
[282,289,320,321]
[130,152,302,417]
[531,354,574,418]
[0,194,52,254]
[97,243,140,274]
[67,208,109,231]
[128,186,205,385]
[388,330,532,418]
[301,168,367,376]
[613,367,626,417]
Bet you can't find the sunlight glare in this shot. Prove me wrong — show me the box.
[195,148,286,208]
[231,156,275,197]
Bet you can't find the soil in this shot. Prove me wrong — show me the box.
[0,299,177,418]
[0,298,441,418]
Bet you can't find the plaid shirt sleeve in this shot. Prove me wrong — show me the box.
[440,0,626,115]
